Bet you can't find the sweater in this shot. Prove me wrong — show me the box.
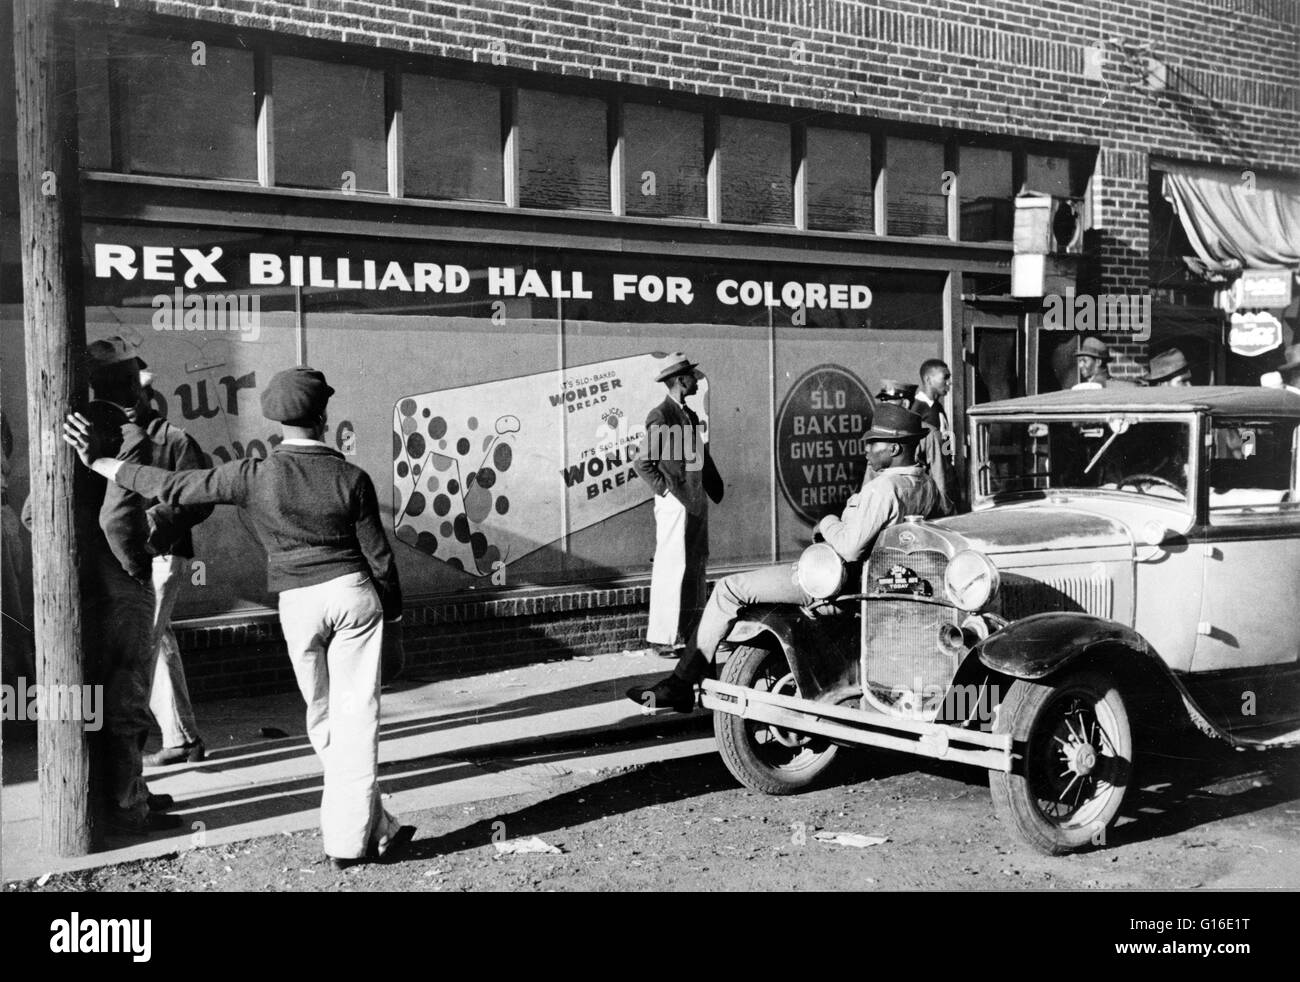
[115,443,402,619]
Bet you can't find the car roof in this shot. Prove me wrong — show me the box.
[967,386,1300,418]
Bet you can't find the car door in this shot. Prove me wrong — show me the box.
[1187,414,1300,735]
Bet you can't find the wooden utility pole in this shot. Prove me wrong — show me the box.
[13,0,92,855]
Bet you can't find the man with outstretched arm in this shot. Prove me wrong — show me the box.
[65,366,413,869]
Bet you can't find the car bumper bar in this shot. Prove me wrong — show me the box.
[701,679,1014,773]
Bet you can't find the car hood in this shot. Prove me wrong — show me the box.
[933,504,1134,554]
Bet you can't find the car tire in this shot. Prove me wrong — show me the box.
[713,643,839,796]
[989,668,1132,855]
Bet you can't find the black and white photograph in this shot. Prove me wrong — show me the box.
[1,0,1297,946]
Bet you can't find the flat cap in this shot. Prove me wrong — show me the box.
[261,366,335,423]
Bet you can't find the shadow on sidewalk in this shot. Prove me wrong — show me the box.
[1,667,677,787]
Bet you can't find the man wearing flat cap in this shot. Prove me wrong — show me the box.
[65,366,415,868]
[628,403,939,713]
[633,353,724,658]
[1074,336,1136,389]
[1141,347,1193,387]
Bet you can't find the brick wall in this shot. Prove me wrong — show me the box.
[175,584,653,700]
[74,0,1300,298]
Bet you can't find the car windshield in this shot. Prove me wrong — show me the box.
[976,416,1191,501]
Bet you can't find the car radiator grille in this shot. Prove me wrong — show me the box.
[862,547,958,708]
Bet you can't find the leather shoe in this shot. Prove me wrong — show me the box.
[327,854,368,871]
[625,673,697,714]
[143,740,205,767]
[104,807,183,836]
[146,793,174,812]
[654,644,684,659]
[377,825,417,863]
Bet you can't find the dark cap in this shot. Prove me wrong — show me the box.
[260,366,335,423]
[862,403,925,443]
[87,336,147,376]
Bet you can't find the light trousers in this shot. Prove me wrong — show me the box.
[148,555,201,748]
[675,562,812,683]
[647,492,708,646]
[278,570,401,860]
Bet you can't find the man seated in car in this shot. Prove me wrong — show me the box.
[626,404,941,714]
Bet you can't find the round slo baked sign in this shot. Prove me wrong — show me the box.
[776,365,873,524]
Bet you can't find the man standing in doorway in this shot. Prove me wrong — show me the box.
[633,353,724,658]
[913,359,957,515]
[1074,337,1136,388]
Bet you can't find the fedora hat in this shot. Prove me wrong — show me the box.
[1076,336,1111,361]
[1142,347,1191,384]
[862,403,925,443]
[655,352,699,383]
[1277,343,1300,375]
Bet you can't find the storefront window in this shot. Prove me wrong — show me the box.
[720,116,793,226]
[623,102,707,219]
[403,75,504,202]
[959,145,1013,241]
[274,56,387,192]
[66,222,948,608]
[886,137,947,236]
[114,35,257,181]
[74,33,112,170]
[517,89,610,211]
[806,127,873,233]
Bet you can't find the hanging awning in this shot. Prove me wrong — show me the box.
[1160,163,1300,274]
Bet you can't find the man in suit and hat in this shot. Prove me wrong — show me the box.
[1074,336,1136,389]
[633,353,724,657]
[1141,347,1193,387]
[627,403,939,713]
[912,359,957,515]
[65,366,414,868]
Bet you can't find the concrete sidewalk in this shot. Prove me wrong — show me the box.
[2,648,714,884]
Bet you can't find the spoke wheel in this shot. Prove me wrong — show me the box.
[714,644,839,795]
[989,669,1132,855]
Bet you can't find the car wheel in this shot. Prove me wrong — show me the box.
[713,644,839,795]
[989,668,1132,855]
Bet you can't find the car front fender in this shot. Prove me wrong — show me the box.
[973,611,1151,680]
[724,603,858,701]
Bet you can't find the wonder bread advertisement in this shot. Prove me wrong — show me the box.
[392,352,711,578]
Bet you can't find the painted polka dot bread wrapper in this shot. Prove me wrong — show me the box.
[391,352,710,577]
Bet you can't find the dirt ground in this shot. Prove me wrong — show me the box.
[9,729,1300,892]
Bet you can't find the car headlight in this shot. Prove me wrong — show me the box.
[943,550,1000,611]
[795,542,846,600]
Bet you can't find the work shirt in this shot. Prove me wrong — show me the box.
[815,465,940,562]
[131,408,214,559]
[114,442,402,619]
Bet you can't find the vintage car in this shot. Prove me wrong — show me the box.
[701,386,1300,854]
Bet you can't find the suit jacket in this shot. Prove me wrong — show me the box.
[133,409,215,559]
[633,396,723,515]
